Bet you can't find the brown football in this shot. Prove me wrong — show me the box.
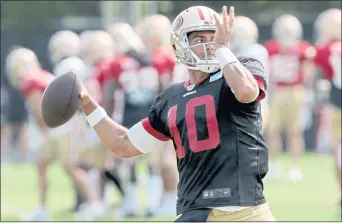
[41,71,82,128]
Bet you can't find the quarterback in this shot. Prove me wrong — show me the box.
[79,6,275,221]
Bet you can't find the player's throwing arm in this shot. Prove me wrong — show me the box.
[214,6,261,103]
[78,86,143,158]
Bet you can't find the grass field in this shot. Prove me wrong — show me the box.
[1,153,341,221]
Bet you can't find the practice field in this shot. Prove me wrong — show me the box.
[1,153,341,221]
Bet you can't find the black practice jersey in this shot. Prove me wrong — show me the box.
[145,57,269,214]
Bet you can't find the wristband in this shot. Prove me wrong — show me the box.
[85,106,107,127]
[215,47,238,70]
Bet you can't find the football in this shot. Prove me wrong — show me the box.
[41,71,82,128]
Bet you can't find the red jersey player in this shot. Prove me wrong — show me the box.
[136,15,179,217]
[107,22,164,217]
[264,14,316,182]
[136,14,176,90]
[313,8,341,205]
[5,46,91,221]
[78,30,120,217]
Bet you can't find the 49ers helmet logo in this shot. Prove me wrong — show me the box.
[172,16,183,31]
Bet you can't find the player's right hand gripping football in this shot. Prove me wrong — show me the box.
[79,84,93,109]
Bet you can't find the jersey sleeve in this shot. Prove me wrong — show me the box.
[263,40,278,56]
[110,57,136,81]
[314,46,333,80]
[152,48,176,76]
[19,71,53,98]
[141,95,170,141]
[237,56,267,101]
[127,94,171,153]
[127,121,173,154]
[19,75,35,98]
[95,60,111,85]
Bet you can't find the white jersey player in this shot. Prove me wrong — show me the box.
[48,30,105,220]
[230,16,270,131]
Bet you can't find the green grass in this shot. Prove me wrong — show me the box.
[1,153,341,221]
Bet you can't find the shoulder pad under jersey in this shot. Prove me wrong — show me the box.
[234,43,269,76]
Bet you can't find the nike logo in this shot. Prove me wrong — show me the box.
[183,90,196,97]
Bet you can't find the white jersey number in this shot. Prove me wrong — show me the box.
[270,55,300,83]
[119,66,159,106]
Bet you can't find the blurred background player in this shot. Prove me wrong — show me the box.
[264,14,316,182]
[1,46,29,163]
[106,22,166,217]
[48,30,106,220]
[229,15,270,133]
[78,30,125,217]
[5,47,87,221]
[8,32,97,220]
[5,47,52,220]
[135,15,179,217]
[49,29,89,213]
[313,8,341,205]
[135,14,175,90]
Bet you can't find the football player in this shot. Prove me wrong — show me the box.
[135,15,179,216]
[230,15,269,132]
[77,30,118,218]
[5,47,81,221]
[313,8,341,205]
[5,48,52,221]
[48,29,93,213]
[78,5,275,221]
[264,14,316,181]
[106,22,163,217]
[136,14,176,89]
[49,30,107,220]
[2,45,29,162]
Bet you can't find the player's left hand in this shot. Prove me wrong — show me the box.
[213,6,235,50]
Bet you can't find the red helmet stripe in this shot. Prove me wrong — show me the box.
[196,8,205,20]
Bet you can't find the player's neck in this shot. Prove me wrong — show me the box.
[188,70,210,85]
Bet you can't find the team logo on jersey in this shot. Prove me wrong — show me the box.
[209,71,223,82]
[187,84,195,91]
[172,16,183,31]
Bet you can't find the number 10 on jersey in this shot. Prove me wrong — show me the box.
[168,95,220,159]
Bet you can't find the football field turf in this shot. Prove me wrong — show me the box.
[1,153,341,221]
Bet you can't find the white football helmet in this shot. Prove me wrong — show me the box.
[80,30,114,65]
[79,30,95,59]
[230,16,259,51]
[171,6,220,73]
[272,14,303,47]
[314,8,341,44]
[136,14,172,52]
[107,22,144,55]
[5,47,40,88]
[48,30,80,65]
